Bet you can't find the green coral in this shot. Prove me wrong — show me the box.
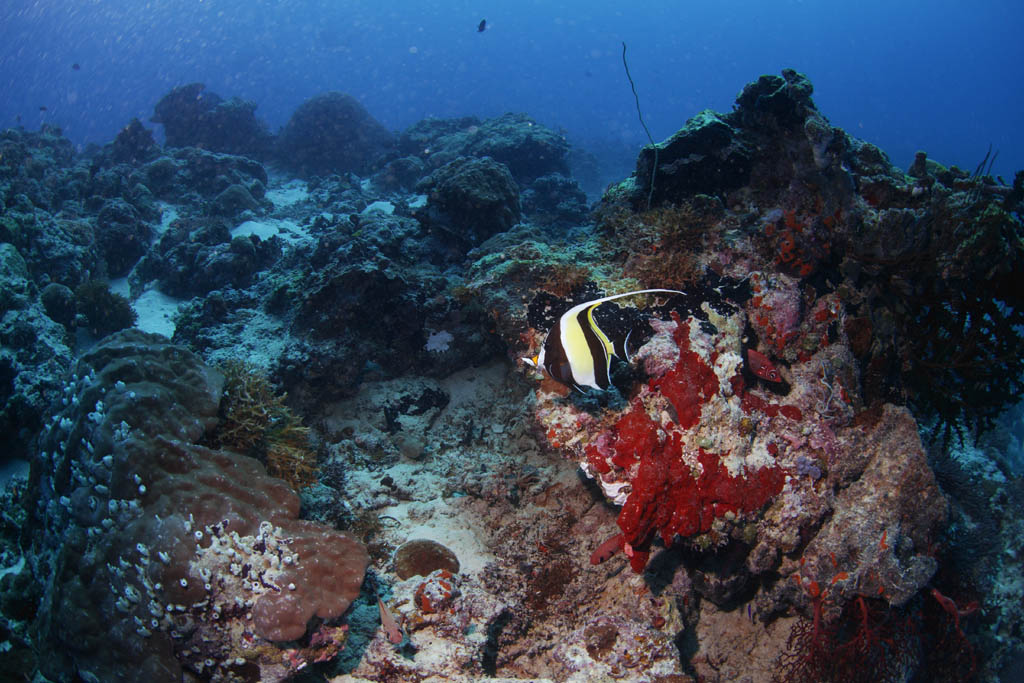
[205,359,318,491]
[73,280,137,337]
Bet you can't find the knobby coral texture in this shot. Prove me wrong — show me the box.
[578,313,787,572]
[25,331,368,682]
[540,299,800,574]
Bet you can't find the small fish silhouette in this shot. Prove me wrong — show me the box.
[477,19,487,32]
[72,63,80,71]
[38,105,47,112]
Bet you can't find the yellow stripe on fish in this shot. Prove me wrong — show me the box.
[524,289,684,391]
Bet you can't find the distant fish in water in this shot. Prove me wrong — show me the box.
[746,348,782,383]
[477,19,487,32]
[38,106,47,111]
[72,63,80,71]
[524,288,683,392]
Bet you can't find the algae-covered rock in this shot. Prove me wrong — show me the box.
[276,91,393,176]
[415,156,520,248]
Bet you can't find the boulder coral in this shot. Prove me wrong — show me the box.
[276,91,393,177]
[414,155,522,248]
[151,83,273,159]
[26,330,368,681]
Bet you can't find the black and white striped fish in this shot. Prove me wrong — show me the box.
[523,289,683,391]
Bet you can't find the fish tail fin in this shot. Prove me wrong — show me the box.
[617,329,633,361]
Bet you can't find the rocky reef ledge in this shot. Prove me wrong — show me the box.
[1,70,1022,681]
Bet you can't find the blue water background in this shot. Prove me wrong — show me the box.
[2,0,1021,182]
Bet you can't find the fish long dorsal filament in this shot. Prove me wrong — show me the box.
[538,288,684,391]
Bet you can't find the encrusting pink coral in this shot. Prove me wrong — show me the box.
[577,310,786,572]
[611,407,784,572]
[649,313,720,429]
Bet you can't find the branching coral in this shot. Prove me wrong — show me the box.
[776,592,917,683]
[844,194,1024,442]
[205,359,318,491]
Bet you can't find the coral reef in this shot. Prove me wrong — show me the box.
[23,331,368,681]
[206,359,318,491]
[152,83,274,159]
[110,118,162,166]
[1,66,1022,683]
[397,112,570,185]
[415,155,522,248]
[521,173,589,228]
[74,279,138,337]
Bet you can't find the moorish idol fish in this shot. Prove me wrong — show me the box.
[523,289,683,392]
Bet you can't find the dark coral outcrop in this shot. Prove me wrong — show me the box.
[276,91,393,177]
[151,83,274,159]
[521,172,589,227]
[94,199,153,278]
[398,113,570,185]
[110,118,161,166]
[134,216,279,298]
[617,68,843,209]
[414,156,521,248]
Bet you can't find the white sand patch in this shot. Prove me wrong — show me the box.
[108,276,130,299]
[232,217,311,245]
[265,179,309,207]
[156,202,178,236]
[132,287,185,338]
[441,362,508,409]
[361,200,395,216]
